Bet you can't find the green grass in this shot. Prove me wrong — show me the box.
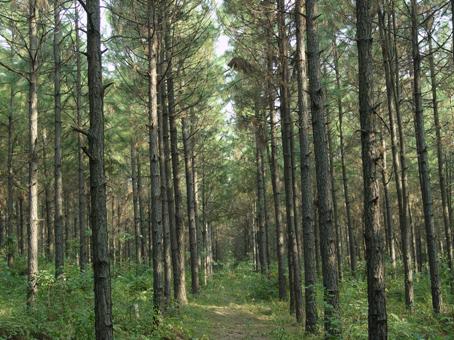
[1,256,453,339]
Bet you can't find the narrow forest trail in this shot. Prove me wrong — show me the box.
[172,265,304,339]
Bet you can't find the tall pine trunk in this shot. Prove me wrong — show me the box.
[357,0,388,337]
[54,0,64,278]
[306,0,340,334]
[182,116,200,294]
[295,0,317,330]
[333,41,357,276]
[6,29,15,268]
[75,0,87,272]
[86,0,113,336]
[410,0,442,313]
[165,23,188,305]
[428,26,453,279]
[277,0,303,324]
[147,0,163,311]
[27,0,39,306]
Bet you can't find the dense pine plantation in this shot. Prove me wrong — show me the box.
[1,0,454,339]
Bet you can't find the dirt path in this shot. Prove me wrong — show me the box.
[177,269,302,339]
[189,301,275,339]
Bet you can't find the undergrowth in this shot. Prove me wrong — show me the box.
[0,256,453,339]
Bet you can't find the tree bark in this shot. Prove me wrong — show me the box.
[410,0,442,313]
[54,0,64,278]
[295,0,317,330]
[6,33,15,268]
[147,0,164,311]
[428,27,453,279]
[277,0,303,324]
[381,2,414,308]
[357,0,388,337]
[131,141,141,263]
[333,41,357,277]
[137,150,147,264]
[326,101,342,281]
[165,21,188,305]
[86,0,113,335]
[75,0,87,272]
[306,0,340,334]
[380,135,396,271]
[264,0,285,299]
[183,116,200,294]
[27,0,39,307]
[254,107,268,275]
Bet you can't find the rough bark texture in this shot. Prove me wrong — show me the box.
[27,0,39,307]
[410,0,442,314]
[131,141,141,263]
[86,0,113,336]
[327,102,342,281]
[428,29,453,276]
[166,23,188,305]
[75,0,87,272]
[381,136,396,271]
[147,0,164,311]
[137,152,147,263]
[255,109,268,275]
[183,116,200,294]
[381,2,414,307]
[295,0,317,330]
[6,31,15,268]
[306,0,339,334]
[333,41,357,277]
[357,0,388,337]
[277,0,303,324]
[54,0,64,279]
[158,40,172,302]
[264,0,285,299]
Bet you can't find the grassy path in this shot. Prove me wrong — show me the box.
[169,265,304,339]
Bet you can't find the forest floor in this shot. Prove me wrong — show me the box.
[171,266,303,339]
[1,258,454,339]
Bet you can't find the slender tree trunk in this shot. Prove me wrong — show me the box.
[165,23,188,305]
[428,29,453,276]
[333,41,357,276]
[327,102,342,281]
[75,0,87,272]
[86,0,113,335]
[137,151,147,264]
[182,116,200,294]
[162,57,178,296]
[42,137,52,259]
[147,0,163,311]
[265,0,285,297]
[254,108,268,275]
[410,0,442,313]
[295,0,317,330]
[381,135,396,271]
[381,3,414,308]
[131,141,141,263]
[201,158,208,286]
[19,196,24,256]
[277,0,303,324]
[6,42,15,268]
[357,0,388,337]
[157,24,172,305]
[27,0,39,306]
[54,0,64,278]
[306,0,339,334]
